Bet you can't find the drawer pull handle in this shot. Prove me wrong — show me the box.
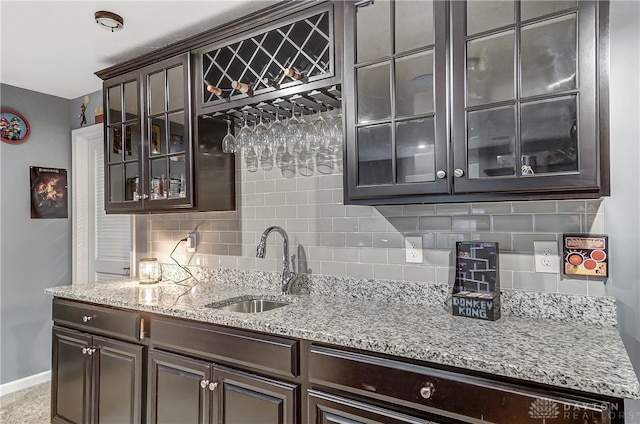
[208,382,219,391]
[420,383,435,399]
[200,379,210,389]
[82,315,94,323]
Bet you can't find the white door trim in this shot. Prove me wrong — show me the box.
[72,124,102,284]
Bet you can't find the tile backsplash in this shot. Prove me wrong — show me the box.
[147,159,606,297]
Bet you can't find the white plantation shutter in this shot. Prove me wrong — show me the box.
[94,147,131,267]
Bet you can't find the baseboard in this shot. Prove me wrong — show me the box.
[0,370,50,397]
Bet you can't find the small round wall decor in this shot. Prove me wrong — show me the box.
[1,110,31,144]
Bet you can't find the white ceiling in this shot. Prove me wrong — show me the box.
[0,0,278,100]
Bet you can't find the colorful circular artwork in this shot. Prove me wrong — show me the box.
[1,110,31,144]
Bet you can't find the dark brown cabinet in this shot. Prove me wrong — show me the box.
[148,349,298,424]
[308,344,623,424]
[309,390,439,424]
[101,53,235,214]
[51,299,146,424]
[344,0,609,205]
[51,326,144,424]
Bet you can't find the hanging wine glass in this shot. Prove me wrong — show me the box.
[235,111,253,151]
[253,110,268,149]
[285,103,303,152]
[221,119,236,154]
[269,107,286,150]
[244,145,258,172]
[311,109,330,152]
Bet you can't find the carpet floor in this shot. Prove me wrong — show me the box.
[0,382,50,424]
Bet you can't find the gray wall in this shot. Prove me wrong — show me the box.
[0,84,71,384]
[69,90,102,131]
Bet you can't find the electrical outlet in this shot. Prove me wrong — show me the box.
[186,232,198,253]
[405,236,423,263]
[534,241,560,274]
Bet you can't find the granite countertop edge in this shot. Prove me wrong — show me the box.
[44,279,640,401]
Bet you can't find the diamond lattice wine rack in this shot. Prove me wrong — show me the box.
[195,2,341,116]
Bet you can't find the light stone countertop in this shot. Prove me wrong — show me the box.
[45,277,640,400]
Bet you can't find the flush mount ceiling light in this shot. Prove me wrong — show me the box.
[95,11,124,32]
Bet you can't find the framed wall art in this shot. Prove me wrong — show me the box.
[1,110,31,144]
[30,167,68,219]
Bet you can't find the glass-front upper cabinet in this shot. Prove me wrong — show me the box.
[344,0,449,200]
[104,73,143,213]
[142,54,192,211]
[451,0,601,194]
[103,53,192,213]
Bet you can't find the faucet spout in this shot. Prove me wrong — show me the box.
[256,226,298,293]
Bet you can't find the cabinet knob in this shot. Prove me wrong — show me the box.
[82,315,94,323]
[82,347,88,355]
[141,194,149,200]
[88,348,96,356]
[420,383,435,399]
[208,382,219,391]
[436,170,446,179]
[453,168,465,178]
[200,379,210,389]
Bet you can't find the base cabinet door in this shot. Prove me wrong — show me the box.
[308,390,441,424]
[148,349,212,424]
[52,327,93,424]
[94,336,144,424]
[52,327,145,424]
[213,365,298,424]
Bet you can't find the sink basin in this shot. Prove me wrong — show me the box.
[208,298,290,313]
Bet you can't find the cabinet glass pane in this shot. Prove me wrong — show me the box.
[357,62,391,123]
[467,105,516,179]
[109,164,124,202]
[357,124,392,186]
[168,113,185,158]
[108,125,123,163]
[150,117,166,156]
[395,0,434,53]
[467,30,515,107]
[123,81,138,121]
[355,0,391,63]
[521,0,576,21]
[150,158,168,200]
[149,71,165,116]
[107,86,122,124]
[168,160,186,199]
[397,118,435,183]
[521,14,576,98]
[167,65,184,111]
[125,162,140,201]
[124,123,140,161]
[467,0,514,35]
[521,96,577,174]
[395,50,434,117]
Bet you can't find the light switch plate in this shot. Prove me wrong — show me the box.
[534,241,560,274]
[405,236,423,263]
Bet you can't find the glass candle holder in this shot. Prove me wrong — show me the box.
[138,258,161,284]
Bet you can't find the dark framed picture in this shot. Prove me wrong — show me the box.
[30,167,68,219]
[112,126,132,155]
[1,110,31,144]
[151,124,161,154]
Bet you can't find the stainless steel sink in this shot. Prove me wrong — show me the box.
[208,298,290,313]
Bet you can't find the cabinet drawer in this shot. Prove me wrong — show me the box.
[53,298,143,342]
[309,345,618,424]
[151,316,299,378]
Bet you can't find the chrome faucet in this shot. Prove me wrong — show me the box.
[256,226,298,294]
